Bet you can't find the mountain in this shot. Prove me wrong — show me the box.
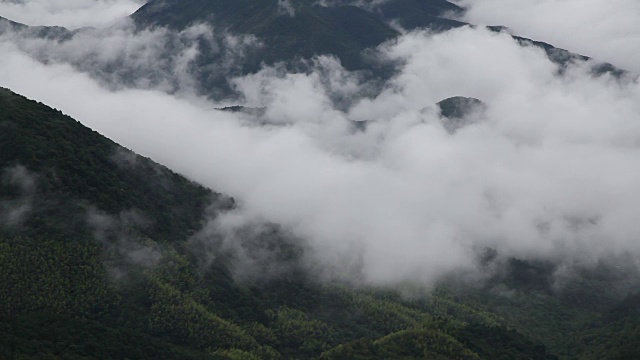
[1,2,621,102]
[0,87,568,359]
[374,0,465,30]
[0,15,73,40]
[132,0,398,72]
[130,0,621,76]
[2,1,640,359]
[1,85,639,359]
[0,87,214,242]
[19,80,640,359]
[128,0,623,98]
[128,0,468,96]
[436,96,486,134]
[130,0,462,71]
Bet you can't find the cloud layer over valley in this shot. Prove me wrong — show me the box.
[2,1,640,286]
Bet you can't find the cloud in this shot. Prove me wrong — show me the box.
[191,209,305,282]
[1,23,640,286]
[0,165,36,226]
[0,18,261,95]
[315,0,391,11]
[454,0,640,73]
[86,206,163,280]
[277,0,296,17]
[0,0,145,29]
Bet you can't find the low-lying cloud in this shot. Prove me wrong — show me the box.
[0,165,37,226]
[454,0,640,73]
[1,11,640,286]
[0,18,261,94]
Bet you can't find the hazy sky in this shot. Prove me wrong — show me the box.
[1,0,640,285]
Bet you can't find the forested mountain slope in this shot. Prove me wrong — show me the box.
[2,80,639,359]
[0,88,565,359]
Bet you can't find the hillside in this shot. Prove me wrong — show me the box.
[0,87,569,359]
[130,0,619,79]
[1,83,639,359]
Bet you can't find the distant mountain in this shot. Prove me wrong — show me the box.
[374,0,465,30]
[131,0,462,65]
[130,0,624,99]
[437,96,486,134]
[0,15,73,40]
[1,3,622,102]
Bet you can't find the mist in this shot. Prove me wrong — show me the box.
[1,5,640,285]
[0,0,145,29]
[0,17,261,94]
[455,0,640,73]
[0,165,36,226]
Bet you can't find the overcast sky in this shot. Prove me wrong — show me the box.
[1,0,640,285]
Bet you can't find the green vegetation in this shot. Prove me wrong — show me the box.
[0,87,214,242]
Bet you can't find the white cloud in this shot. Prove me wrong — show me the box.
[454,0,640,72]
[277,0,296,17]
[1,19,260,93]
[0,0,145,29]
[2,25,640,285]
